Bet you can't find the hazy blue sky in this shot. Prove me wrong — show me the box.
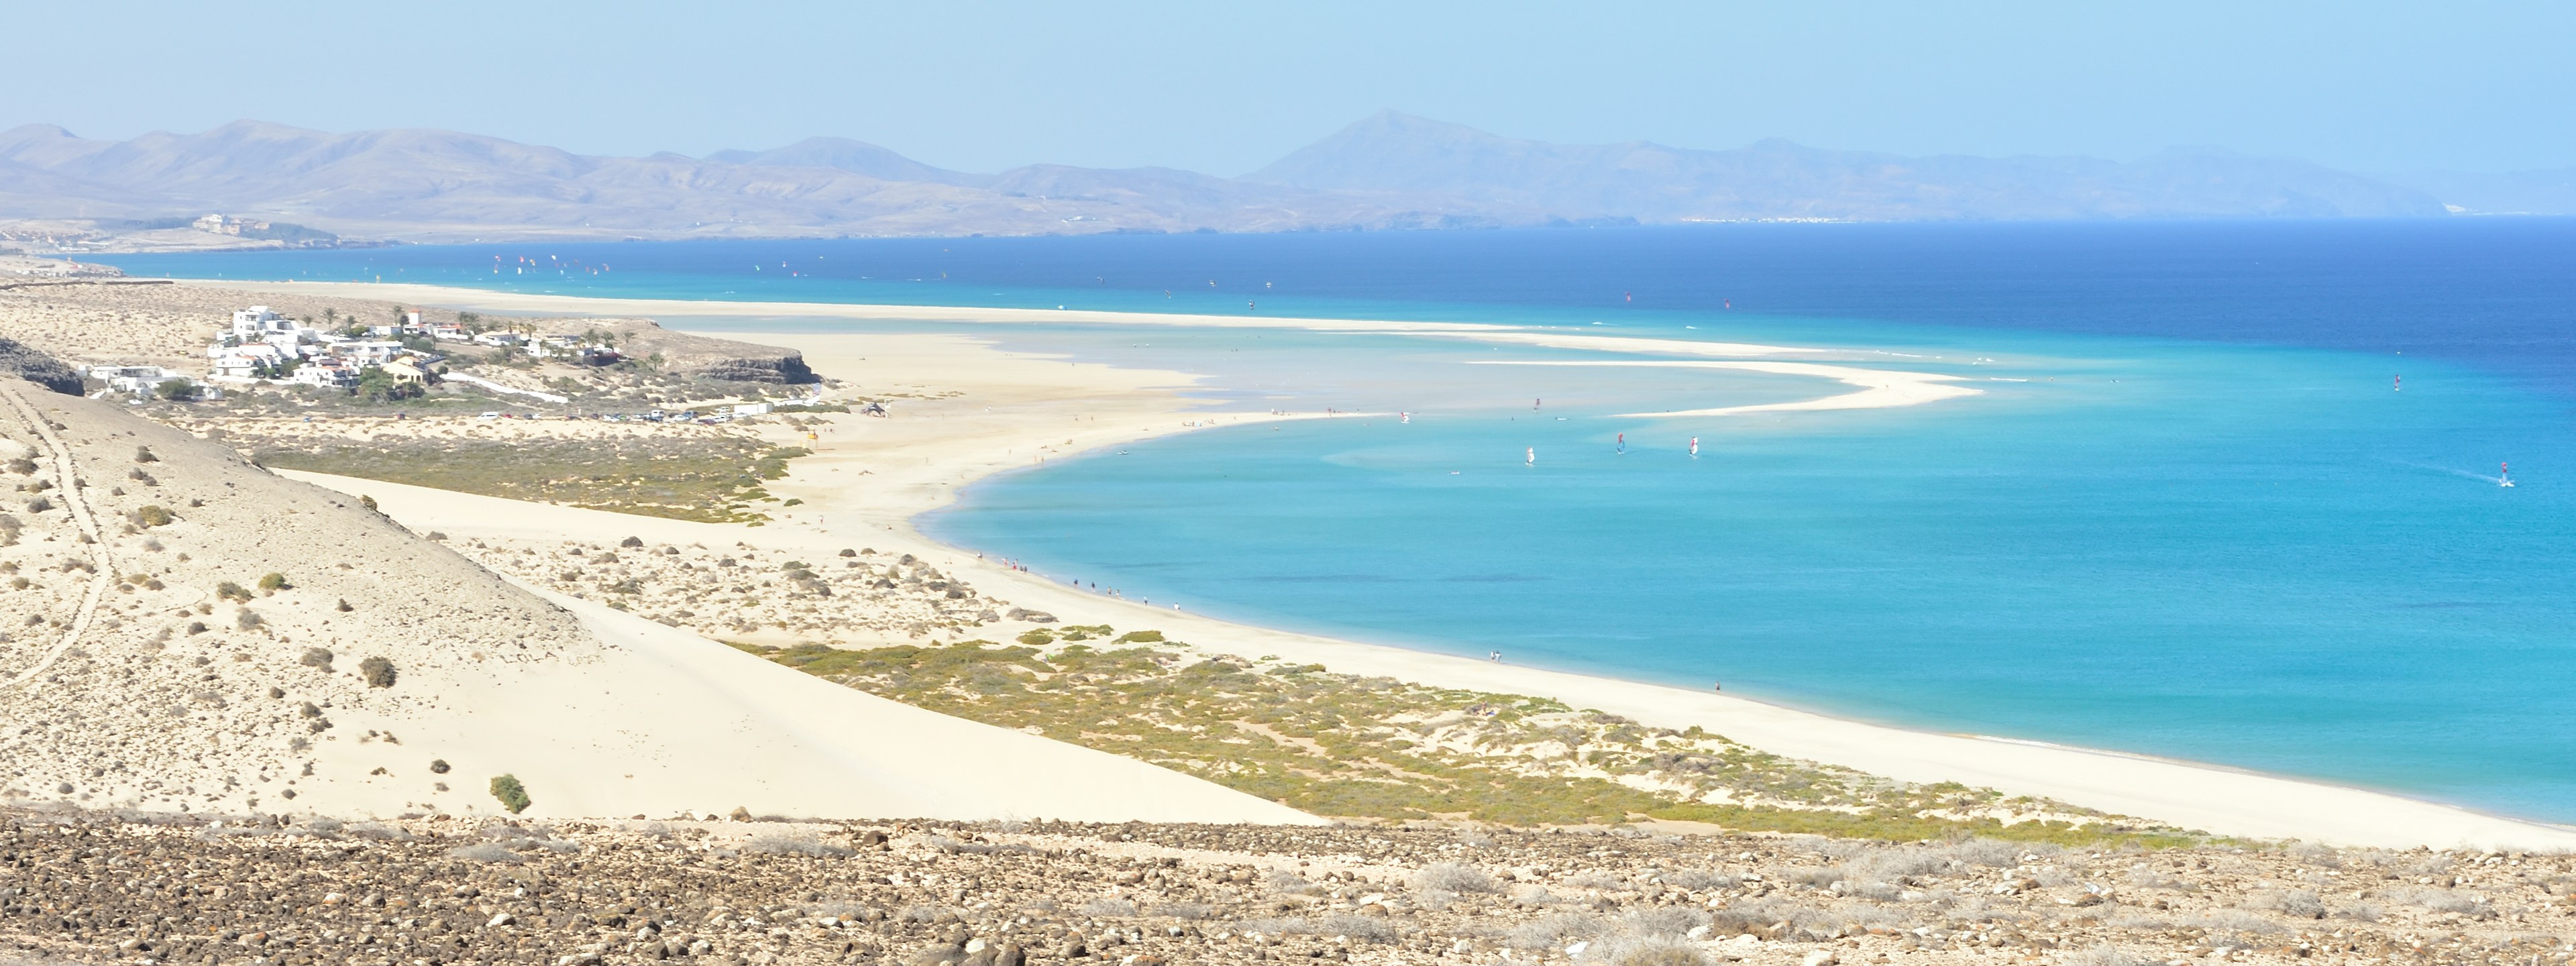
[7,1,2570,175]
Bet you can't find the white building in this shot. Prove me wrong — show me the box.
[229,306,294,339]
[87,365,175,394]
[209,344,287,380]
[287,362,360,390]
[335,341,406,366]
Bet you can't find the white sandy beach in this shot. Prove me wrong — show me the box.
[233,279,2576,849]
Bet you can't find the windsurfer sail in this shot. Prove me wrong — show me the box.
[1525,447,1535,466]
[2502,462,2516,488]
[1689,437,1699,457]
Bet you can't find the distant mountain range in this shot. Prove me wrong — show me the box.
[0,111,2565,246]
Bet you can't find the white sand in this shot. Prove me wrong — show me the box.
[298,581,1319,824]
[237,280,2576,848]
[1474,359,1984,416]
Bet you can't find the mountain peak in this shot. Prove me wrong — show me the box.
[0,123,113,168]
[712,136,986,186]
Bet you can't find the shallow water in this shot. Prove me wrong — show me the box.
[100,221,2576,822]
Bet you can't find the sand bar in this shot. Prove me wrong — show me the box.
[227,279,2576,848]
[1475,359,1985,415]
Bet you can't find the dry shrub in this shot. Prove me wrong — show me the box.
[2284,841,2343,867]
[1318,914,1397,943]
[1566,869,1627,890]
[2384,886,2488,916]
[445,843,520,863]
[1933,838,2026,867]
[1617,906,1709,936]
[1508,912,1606,950]
[1581,933,1709,966]
[1411,861,1502,894]
[2177,910,2286,940]
[2063,943,2146,966]
[743,832,853,857]
[1662,868,1734,890]
[1264,869,1321,895]
[2253,888,2325,919]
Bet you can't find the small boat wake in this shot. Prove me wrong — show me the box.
[2397,460,2518,488]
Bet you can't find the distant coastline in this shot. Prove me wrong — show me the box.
[9,111,2554,254]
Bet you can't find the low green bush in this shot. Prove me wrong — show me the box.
[490,774,531,814]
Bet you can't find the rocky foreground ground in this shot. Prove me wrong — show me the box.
[3,808,2571,966]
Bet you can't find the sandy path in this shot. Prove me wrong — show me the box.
[0,381,113,693]
[226,282,2576,848]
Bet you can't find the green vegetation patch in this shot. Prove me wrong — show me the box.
[735,637,2204,846]
[490,774,531,814]
[252,437,810,523]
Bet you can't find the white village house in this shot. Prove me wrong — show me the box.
[286,360,360,390]
[196,304,626,396]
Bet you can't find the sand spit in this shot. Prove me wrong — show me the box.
[1471,360,1984,416]
[186,280,1945,370]
[3,808,2572,966]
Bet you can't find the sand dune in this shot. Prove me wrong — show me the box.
[0,365,1309,824]
[315,585,1319,824]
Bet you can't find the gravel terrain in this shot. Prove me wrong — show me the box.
[3,808,2571,966]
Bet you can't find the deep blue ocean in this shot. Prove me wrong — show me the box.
[97,220,2576,824]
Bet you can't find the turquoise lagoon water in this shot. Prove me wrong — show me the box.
[97,222,2576,823]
